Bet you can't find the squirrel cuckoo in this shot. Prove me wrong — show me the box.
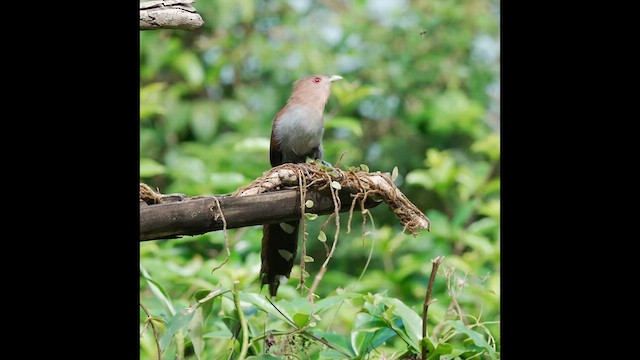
[261,74,343,296]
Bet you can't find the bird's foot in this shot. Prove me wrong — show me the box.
[319,160,344,180]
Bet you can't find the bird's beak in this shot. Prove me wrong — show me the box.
[328,75,343,82]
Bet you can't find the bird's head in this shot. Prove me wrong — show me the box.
[290,74,343,105]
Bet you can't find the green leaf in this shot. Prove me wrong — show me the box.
[140,158,166,178]
[246,355,281,360]
[293,313,310,327]
[391,166,399,181]
[304,255,314,263]
[471,133,500,161]
[238,292,292,324]
[450,320,497,359]
[188,306,205,359]
[190,101,218,142]
[139,82,167,120]
[140,264,175,316]
[318,349,352,360]
[405,169,433,189]
[202,326,233,339]
[209,172,247,192]
[305,213,318,220]
[427,90,485,135]
[354,312,387,332]
[314,293,360,314]
[325,116,363,137]
[193,288,227,321]
[310,329,356,357]
[331,181,342,190]
[478,198,500,219]
[318,231,327,242]
[355,327,397,355]
[159,305,197,349]
[380,297,423,351]
[360,163,369,172]
[451,201,475,228]
[422,336,435,356]
[174,52,205,87]
[305,199,314,208]
[423,339,453,360]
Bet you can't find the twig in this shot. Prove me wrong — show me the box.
[139,302,162,360]
[307,185,341,299]
[232,281,249,360]
[265,297,297,327]
[355,209,376,283]
[298,169,308,292]
[211,197,231,273]
[422,256,444,360]
[445,267,469,326]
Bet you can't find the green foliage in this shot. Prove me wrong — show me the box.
[140,0,500,358]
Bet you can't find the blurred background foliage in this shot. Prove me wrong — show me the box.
[140,0,499,358]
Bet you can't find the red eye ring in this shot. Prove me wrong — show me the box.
[313,77,321,83]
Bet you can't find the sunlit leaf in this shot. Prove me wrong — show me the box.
[140,158,166,178]
[472,133,500,161]
[174,52,205,87]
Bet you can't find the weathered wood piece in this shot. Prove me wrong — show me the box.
[140,0,204,31]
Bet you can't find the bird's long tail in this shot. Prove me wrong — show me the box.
[261,220,299,296]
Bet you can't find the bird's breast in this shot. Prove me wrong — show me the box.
[273,104,324,161]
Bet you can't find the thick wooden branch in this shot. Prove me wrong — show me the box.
[140,163,431,241]
[140,187,381,241]
[140,0,204,31]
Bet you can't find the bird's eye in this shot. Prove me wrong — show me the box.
[312,77,321,83]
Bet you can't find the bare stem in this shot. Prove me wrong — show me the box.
[422,256,444,360]
[139,302,162,360]
[232,281,249,360]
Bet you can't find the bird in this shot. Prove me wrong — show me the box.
[261,74,343,297]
